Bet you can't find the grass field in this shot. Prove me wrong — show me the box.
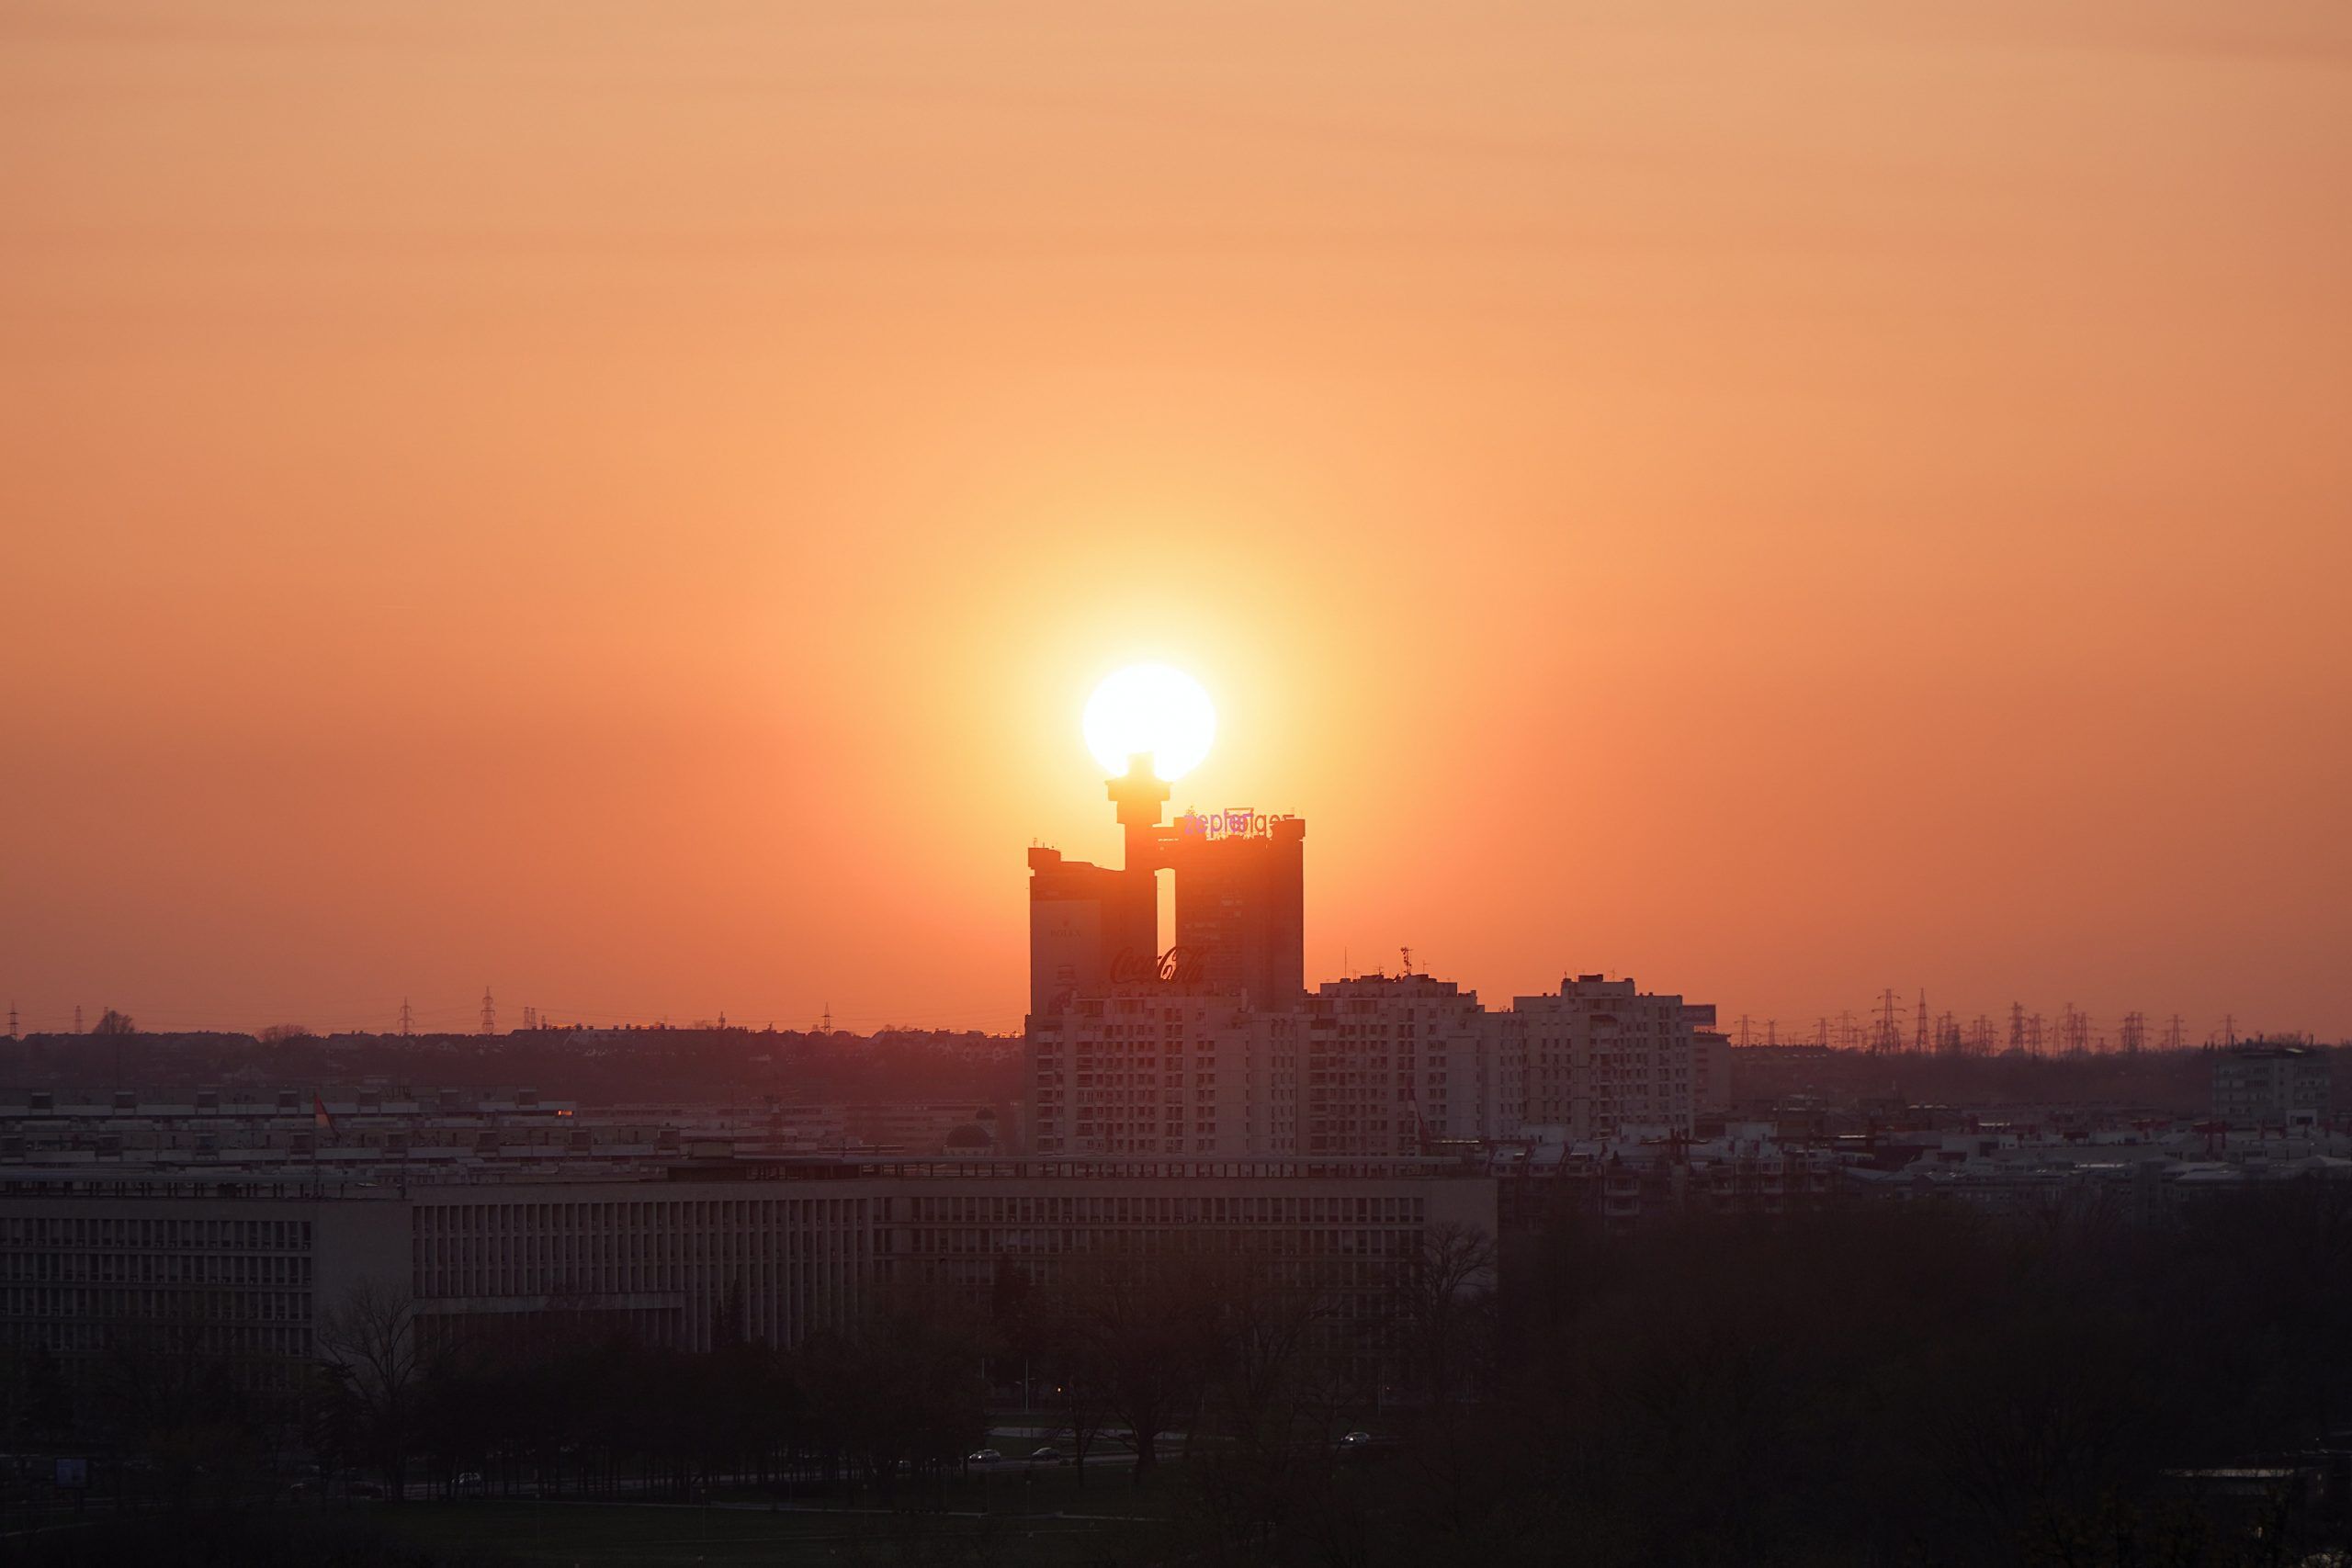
[708,1460,1187,1518]
[379,1492,1173,1567]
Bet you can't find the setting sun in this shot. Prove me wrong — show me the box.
[1082,664,1216,781]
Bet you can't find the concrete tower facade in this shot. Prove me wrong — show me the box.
[1026,757,1307,1023]
[1166,814,1306,1010]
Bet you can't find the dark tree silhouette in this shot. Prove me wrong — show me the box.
[317,1280,423,1501]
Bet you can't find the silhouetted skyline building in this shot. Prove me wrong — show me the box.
[1169,811,1306,1009]
[1025,847,1155,1021]
[1027,756,1306,1021]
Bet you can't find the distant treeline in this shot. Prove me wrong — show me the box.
[1730,1040,2347,1116]
[0,1026,1024,1108]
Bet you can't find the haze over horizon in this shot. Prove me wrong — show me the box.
[4,1,2347,1041]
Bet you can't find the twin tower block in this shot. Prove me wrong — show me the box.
[1026,755,1305,1023]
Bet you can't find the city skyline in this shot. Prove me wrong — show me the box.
[0,720,2325,1051]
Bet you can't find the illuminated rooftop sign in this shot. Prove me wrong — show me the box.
[1176,808,1297,841]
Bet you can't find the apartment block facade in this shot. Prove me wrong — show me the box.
[1030,971,1715,1158]
[2212,1045,2332,1129]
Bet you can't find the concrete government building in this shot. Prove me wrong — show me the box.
[0,1156,1490,1406]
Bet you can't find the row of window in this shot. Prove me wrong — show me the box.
[1,1317,312,1364]
[1,1284,310,1323]
[0,1215,312,1250]
[0,1250,311,1285]
[902,1225,1419,1258]
[415,1196,867,1235]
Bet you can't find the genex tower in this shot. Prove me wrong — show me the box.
[1026,755,1305,1023]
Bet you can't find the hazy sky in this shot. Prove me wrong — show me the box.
[3,1,2347,1041]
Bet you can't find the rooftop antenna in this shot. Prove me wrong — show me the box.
[1398,946,1413,976]
[821,1003,832,1035]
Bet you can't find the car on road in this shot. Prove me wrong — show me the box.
[1027,1447,1062,1463]
[967,1448,1004,1465]
[1338,1430,1374,1450]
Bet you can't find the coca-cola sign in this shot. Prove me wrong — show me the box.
[1109,946,1205,985]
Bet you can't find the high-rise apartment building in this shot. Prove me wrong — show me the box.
[1033,969,1709,1159]
[1687,1003,1734,1115]
[1515,976,1701,1137]
[1029,992,1299,1157]
[1306,976,1497,1155]
[2211,1044,2331,1129]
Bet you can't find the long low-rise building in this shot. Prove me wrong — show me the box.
[0,1091,1019,1172]
[0,1156,1496,1410]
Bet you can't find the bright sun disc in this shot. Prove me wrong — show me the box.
[1083,664,1216,780]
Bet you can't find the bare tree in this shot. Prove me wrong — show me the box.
[798,1293,987,1503]
[318,1279,423,1500]
[1191,1262,1341,1551]
[1392,1221,1497,1409]
[1207,1260,1334,1452]
[90,1290,279,1513]
[1069,1261,1222,1487]
[1027,1291,1114,1486]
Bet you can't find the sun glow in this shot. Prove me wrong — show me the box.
[1082,664,1216,780]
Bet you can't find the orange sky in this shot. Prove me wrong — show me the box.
[3,1,2347,1041]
